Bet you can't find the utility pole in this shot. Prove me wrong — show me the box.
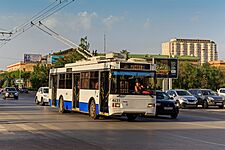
[104,34,106,53]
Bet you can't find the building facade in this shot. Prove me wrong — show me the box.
[6,62,36,72]
[162,38,218,64]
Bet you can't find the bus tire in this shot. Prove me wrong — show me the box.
[58,96,65,113]
[89,100,98,119]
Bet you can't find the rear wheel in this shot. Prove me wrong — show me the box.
[58,97,65,113]
[89,100,98,119]
[14,96,18,100]
[127,114,137,121]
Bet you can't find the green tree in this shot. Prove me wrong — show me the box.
[120,49,130,60]
[30,64,51,90]
[173,62,225,90]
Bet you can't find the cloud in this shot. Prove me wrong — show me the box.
[44,17,58,28]
[103,15,121,29]
[77,11,97,31]
[144,18,151,29]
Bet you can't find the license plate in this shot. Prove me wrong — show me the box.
[188,102,196,104]
[216,103,223,105]
[9,95,14,97]
[164,107,173,110]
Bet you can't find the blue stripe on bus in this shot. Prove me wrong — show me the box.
[49,99,99,114]
[64,101,72,110]
[79,102,99,114]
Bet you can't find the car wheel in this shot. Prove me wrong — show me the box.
[14,96,18,100]
[203,101,208,109]
[40,98,45,106]
[171,113,178,119]
[89,100,98,119]
[3,96,6,100]
[35,97,39,105]
[58,97,65,113]
[219,104,224,109]
[127,114,138,121]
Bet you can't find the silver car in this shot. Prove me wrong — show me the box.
[166,89,198,108]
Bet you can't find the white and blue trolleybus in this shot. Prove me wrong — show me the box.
[49,54,156,121]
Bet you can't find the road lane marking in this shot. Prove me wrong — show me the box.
[166,132,225,147]
[0,125,14,135]
[15,124,44,134]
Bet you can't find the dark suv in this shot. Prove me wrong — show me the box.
[189,89,225,109]
[2,87,19,100]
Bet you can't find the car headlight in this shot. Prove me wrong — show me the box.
[181,98,188,102]
[156,103,161,106]
[5,93,9,96]
[208,97,214,101]
[15,92,18,96]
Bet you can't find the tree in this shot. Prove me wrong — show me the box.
[120,49,130,60]
[30,64,51,90]
[173,62,225,90]
[54,36,90,68]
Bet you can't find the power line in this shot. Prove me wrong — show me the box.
[34,22,92,58]
[1,0,76,48]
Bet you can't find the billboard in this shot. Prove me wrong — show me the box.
[153,58,178,78]
[47,55,64,64]
[24,54,42,63]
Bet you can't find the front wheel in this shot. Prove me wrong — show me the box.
[58,97,65,113]
[171,113,178,119]
[89,100,98,119]
[203,101,208,109]
[219,104,224,109]
[35,97,39,105]
[127,114,137,121]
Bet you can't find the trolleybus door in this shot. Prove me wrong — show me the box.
[51,75,57,106]
[73,73,80,109]
[100,71,109,113]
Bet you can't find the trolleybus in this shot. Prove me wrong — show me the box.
[49,54,156,121]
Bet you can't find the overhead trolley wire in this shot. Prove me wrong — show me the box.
[0,0,76,48]
[33,22,92,59]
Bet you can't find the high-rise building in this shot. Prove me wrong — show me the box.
[162,38,218,64]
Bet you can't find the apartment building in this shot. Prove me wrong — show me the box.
[162,38,218,64]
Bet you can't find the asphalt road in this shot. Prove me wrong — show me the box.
[0,93,225,150]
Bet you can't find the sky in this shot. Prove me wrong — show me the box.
[0,0,225,69]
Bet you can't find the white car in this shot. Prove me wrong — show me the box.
[218,88,225,97]
[35,87,49,106]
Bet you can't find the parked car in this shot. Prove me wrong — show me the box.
[217,88,225,97]
[35,87,49,106]
[166,89,198,108]
[189,89,224,109]
[156,91,179,119]
[2,87,19,100]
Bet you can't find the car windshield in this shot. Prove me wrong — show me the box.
[43,88,49,93]
[202,90,215,96]
[6,88,17,92]
[189,90,202,96]
[220,90,225,93]
[156,92,170,100]
[110,70,155,95]
[176,90,191,96]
